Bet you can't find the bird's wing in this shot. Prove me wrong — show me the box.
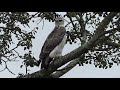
[39,26,66,60]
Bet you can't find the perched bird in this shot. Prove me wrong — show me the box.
[37,15,67,69]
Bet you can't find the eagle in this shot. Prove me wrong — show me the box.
[37,16,67,69]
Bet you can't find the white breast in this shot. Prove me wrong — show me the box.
[49,34,67,58]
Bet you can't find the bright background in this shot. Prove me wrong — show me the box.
[0,12,120,78]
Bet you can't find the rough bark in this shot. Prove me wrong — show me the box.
[48,57,81,78]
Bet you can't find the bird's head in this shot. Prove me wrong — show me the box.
[55,15,64,27]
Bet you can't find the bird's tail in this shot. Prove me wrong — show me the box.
[41,57,53,70]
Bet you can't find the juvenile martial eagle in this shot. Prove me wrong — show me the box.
[37,16,67,69]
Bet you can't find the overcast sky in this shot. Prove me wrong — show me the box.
[0,12,120,78]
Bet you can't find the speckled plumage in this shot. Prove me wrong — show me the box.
[38,16,66,69]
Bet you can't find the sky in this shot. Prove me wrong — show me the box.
[0,12,120,78]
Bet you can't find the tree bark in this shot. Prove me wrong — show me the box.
[48,57,82,78]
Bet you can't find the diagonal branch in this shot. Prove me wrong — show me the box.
[67,13,82,41]
[75,12,87,43]
[48,57,81,78]
[1,59,15,75]
[95,12,118,35]
[105,41,120,48]
[74,12,87,65]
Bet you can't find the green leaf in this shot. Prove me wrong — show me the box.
[24,47,26,50]
[20,65,23,68]
[36,27,38,30]
[85,61,88,64]
[99,65,102,68]
[114,61,117,63]
[30,64,34,67]
[105,66,108,69]
[89,61,92,64]
[109,63,113,65]
[109,65,112,68]
[95,65,97,67]
[19,56,22,58]
[81,63,84,66]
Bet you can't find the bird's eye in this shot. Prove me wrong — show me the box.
[59,20,63,22]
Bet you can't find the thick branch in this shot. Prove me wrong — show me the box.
[75,13,87,43]
[67,13,81,41]
[74,12,87,65]
[105,41,120,48]
[48,57,81,78]
[95,12,118,35]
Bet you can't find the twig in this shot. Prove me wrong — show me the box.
[48,57,81,78]
[1,59,15,75]
[0,67,6,72]
[85,13,97,25]
[6,66,15,75]
[25,64,28,74]
[67,13,81,41]
[13,50,24,59]
[75,12,87,44]
[29,12,40,19]
[64,18,69,23]
[0,60,6,72]
[65,20,78,27]
[9,46,19,53]
[42,20,44,30]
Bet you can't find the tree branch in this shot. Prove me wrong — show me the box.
[105,41,120,48]
[48,57,82,78]
[65,20,78,27]
[1,59,15,75]
[74,12,87,66]
[67,13,81,41]
[75,12,87,43]
[95,12,118,35]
